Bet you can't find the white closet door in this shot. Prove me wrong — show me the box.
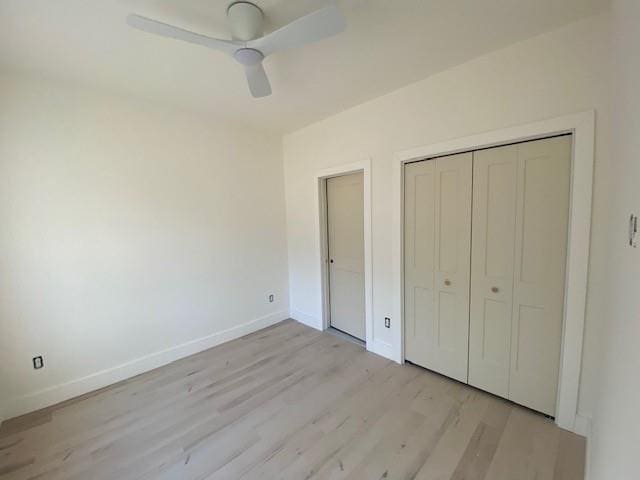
[327,172,365,340]
[509,136,571,416]
[470,136,571,416]
[469,145,519,398]
[404,153,472,382]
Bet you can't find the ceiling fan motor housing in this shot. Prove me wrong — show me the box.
[234,48,264,66]
[227,1,264,41]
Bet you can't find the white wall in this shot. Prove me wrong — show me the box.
[283,13,610,425]
[0,74,289,420]
[588,0,640,477]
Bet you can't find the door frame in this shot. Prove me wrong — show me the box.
[316,159,373,347]
[392,111,595,434]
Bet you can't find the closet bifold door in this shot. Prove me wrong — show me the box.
[469,145,519,399]
[469,136,571,416]
[508,137,571,416]
[404,152,472,383]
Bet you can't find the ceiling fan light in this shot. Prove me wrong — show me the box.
[233,48,264,66]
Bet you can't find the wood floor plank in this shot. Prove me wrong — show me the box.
[449,397,512,480]
[484,405,563,480]
[0,320,586,480]
[554,429,586,480]
[412,389,490,480]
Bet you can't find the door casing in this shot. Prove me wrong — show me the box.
[316,159,373,348]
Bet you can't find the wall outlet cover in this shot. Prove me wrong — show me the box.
[33,356,44,370]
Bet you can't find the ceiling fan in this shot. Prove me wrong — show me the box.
[127,2,347,98]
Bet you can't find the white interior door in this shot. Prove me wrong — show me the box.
[469,136,571,416]
[404,153,472,382]
[327,172,365,340]
[508,136,571,416]
[468,145,519,398]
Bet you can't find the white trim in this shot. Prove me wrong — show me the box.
[290,308,322,330]
[1,309,289,421]
[315,159,374,348]
[581,414,593,480]
[574,413,592,437]
[392,111,595,434]
[370,339,394,359]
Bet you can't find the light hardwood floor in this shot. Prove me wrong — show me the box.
[0,320,585,480]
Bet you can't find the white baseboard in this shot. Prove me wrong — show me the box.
[290,309,396,365]
[368,338,394,361]
[575,413,593,480]
[574,413,592,437]
[290,308,322,331]
[1,310,289,421]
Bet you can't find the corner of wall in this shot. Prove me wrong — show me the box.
[289,309,322,331]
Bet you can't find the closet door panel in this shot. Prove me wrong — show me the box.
[404,153,472,382]
[469,145,518,398]
[404,160,436,365]
[509,136,571,416]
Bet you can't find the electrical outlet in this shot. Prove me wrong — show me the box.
[268,294,274,303]
[384,317,391,328]
[33,356,44,370]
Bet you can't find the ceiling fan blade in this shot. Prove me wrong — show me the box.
[244,62,272,98]
[127,14,241,56]
[247,5,346,57]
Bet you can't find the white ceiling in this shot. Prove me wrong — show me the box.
[0,0,608,133]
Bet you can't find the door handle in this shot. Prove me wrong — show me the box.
[491,286,499,293]
[330,259,334,263]
[444,279,451,286]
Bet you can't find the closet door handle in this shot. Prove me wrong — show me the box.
[491,286,499,293]
[444,279,452,286]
